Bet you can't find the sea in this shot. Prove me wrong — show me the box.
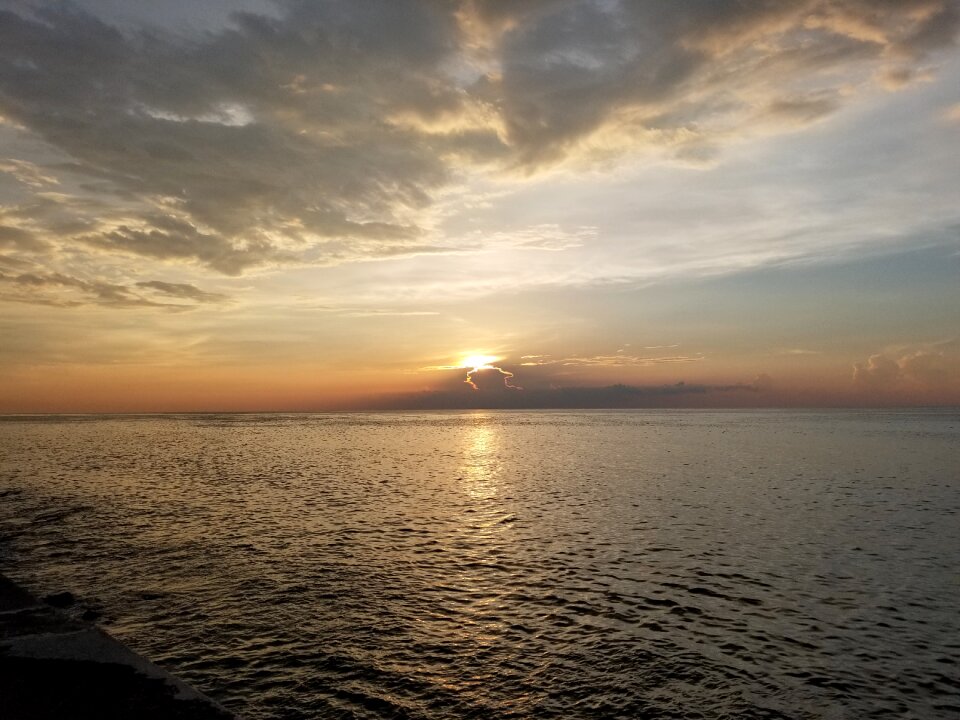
[0,410,957,719]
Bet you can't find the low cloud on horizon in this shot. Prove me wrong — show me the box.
[351,380,764,411]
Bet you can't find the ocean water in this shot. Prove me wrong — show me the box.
[0,410,957,719]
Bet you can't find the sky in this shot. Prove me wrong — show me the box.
[0,0,958,411]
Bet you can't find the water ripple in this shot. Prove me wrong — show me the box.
[1,409,958,719]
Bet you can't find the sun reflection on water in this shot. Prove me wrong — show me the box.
[458,416,502,501]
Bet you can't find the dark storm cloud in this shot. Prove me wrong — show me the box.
[0,0,956,273]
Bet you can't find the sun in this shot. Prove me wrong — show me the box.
[459,354,500,370]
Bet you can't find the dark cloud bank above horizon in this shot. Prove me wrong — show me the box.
[350,363,764,409]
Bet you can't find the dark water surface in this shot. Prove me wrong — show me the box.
[0,410,957,719]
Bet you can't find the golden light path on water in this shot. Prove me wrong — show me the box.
[450,414,532,715]
[458,416,503,502]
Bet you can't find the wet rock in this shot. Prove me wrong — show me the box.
[43,591,76,608]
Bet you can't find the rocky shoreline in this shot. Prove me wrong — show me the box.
[0,574,235,719]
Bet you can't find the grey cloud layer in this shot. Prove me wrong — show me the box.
[0,269,227,309]
[358,380,761,410]
[470,0,957,162]
[0,0,956,277]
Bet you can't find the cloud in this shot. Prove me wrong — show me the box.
[0,225,47,252]
[944,102,960,123]
[853,353,902,386]
[357,380,761,410]
[308,304,439,317]
[468,224,597,252]
[0,158,60,188]
[0,1,462,272]
[898,349,953,385]
[853,340,959,391]
[776,348,822,356]
[753,373,775,391]
[79,215,288,276]
[0,0,955,281]
[396,351,775,409]
[464,365,521,392]
[519,353,704,367]
[761,94,843,126]
[472,0,959,165]
[0,270,227,309]
[877,65,935,90]
[135,280,228,303]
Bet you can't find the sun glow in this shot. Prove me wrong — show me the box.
[459,354,500,370]
[456,354,522,391]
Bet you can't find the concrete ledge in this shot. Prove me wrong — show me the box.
[0,575,235,720]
